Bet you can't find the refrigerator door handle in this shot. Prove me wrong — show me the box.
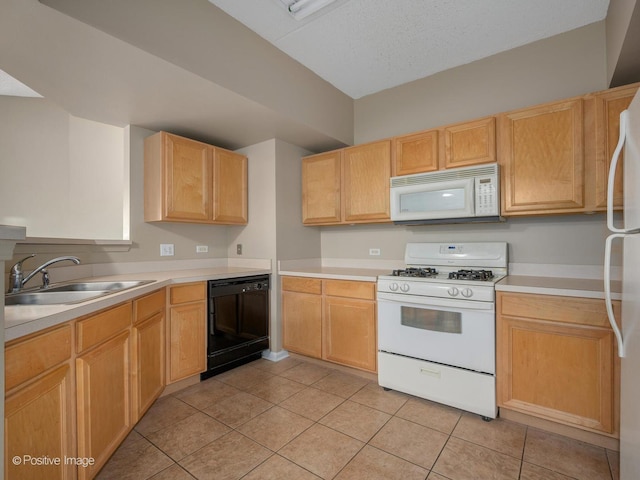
[604,233,626,357]
[607,110,640,234]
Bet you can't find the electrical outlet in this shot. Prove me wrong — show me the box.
[369,248,381,256]
[196,245,208,253]
[236,244,243,255]
[160,244,174,256]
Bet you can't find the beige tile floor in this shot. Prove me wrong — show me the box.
[97,357,620,480]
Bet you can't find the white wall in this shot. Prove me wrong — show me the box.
[0,96,125,239]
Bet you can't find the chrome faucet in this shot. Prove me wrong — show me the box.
[8,254,81,293]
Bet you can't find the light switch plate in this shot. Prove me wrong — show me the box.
[196,245,208,253]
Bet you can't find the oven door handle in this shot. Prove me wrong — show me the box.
[377,292,495,311]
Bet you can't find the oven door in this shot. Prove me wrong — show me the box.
[377,292,495,374]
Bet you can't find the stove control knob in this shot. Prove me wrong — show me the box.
[447,287,459,297]
[400,283,410,293]
[389,282,399,292]
[461,288,473,298]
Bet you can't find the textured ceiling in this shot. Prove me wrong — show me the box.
[209,0,610,99]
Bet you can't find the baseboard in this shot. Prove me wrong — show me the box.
[261,349,290,362]
[499,408,620,451]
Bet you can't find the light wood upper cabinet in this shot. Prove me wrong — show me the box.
[302,140,391,225]
[497,292,619,435]
[499,98,585,215]
[393,129,439,175]
[167,282,207,383]
[342,140,391,222]
[586,83,639,210]
[302,151,342,225]
[444,116,496,169]
[145,131,248,225]
[213,148,248,223]
[392,116,496,176]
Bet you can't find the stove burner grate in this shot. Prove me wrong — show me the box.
[448,269,494,281]
[392,267,438,278]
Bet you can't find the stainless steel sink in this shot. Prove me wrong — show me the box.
[5,280,154,306]
[44,280,152,293]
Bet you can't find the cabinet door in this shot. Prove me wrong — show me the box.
[132,312,165,421]
[167,301,206,383]
[323,296,376,372]
[500,99,584,215]
[343,140,391,222]
[76,330,131,480]
[393,130,439,176]
[282,291,322,358]
[444,116,496,169]
[591,84,638,209]
[498,316,614,433]
[302,151,342,225]
[163,133,212,222]
[213,148,248,224]
[5,365,75,480]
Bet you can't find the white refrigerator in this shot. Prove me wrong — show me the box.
[604,89,640,479]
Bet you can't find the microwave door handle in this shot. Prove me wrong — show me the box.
[604,233,625,357]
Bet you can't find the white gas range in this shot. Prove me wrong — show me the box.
[377,242,508,419]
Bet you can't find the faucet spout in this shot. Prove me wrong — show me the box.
[19,256,81,291]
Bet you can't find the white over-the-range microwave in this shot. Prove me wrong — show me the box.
[390,163,502,224]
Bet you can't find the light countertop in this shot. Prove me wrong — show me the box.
[496,275,621,300]
[278,266,390,282]
[5,267,271,342]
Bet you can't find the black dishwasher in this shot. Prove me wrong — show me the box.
[202,274,270,379]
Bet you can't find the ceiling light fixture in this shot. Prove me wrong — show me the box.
[278,0,338,20]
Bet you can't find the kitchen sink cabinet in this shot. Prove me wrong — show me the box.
[76,303,133,480]
[167,282,207,383]
[302,140,391,225]
[132,289,166,421]
[5,325,75,480]
[282,277,323,358]
[144,131,247,225]
[392,116,496,176]
[497,292,620,435]
[281,276,377,372]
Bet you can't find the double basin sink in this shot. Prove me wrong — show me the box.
[5,280,154,306]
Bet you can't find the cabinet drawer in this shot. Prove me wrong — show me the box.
[324,279,375,300]
[282,276,322,295]
[76,303,132,354]
[5,324,72,391]
[498,292,619,328]
[133,289,166,324]
[169,282,206,305]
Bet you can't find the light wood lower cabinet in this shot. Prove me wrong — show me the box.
[497,292,620,435]
[5,325,75,480]
[282,277,323,358]
[76,306,132,480]
[281,276,377,372]
[132,289,166,421]
[167,282,207,383]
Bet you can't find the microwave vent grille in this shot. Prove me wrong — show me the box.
[391,163,498,188]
